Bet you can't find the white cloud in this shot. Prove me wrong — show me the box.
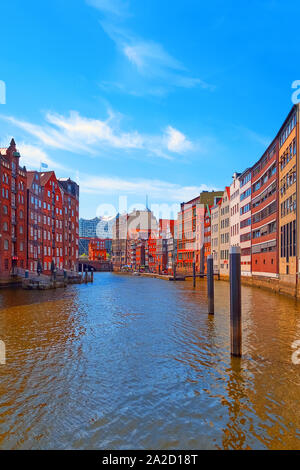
[100,22,213,94]
[0,110,194,159]
[165,126,193,153]
[85,0,215,97]
[86,0,129,17]
[123,41,184,74]
[79,174,216,202]
[17,143,68,171]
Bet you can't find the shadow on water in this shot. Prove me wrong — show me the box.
[0,273,300,449]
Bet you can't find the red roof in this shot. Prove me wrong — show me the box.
[40,171,56,186]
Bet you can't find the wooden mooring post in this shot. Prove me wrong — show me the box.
[230,246,242,357]
[207,255,214,314]
[85,268,88,284]
[193,260,196,288]
[91,268,94,282]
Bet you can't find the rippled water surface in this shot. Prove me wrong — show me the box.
[0,273,300,449]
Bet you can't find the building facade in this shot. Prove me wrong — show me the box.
[203,205,212,273]
[79,217,101,238]
[177,191,223,275]
[27,171,43,273]
[230,173,241,247]
[251,139,279,278]
[88,239,107,261]
[278,106,298,285]
[219,187,230,276]
[239,168,252,276]
[0,139,27,275]
[58,178,79,271]
[211,200,221,273]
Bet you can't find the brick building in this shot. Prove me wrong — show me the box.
[58,178,79,271]
[39,172,64,273]
[251,138,279,277]
[27,171,43,273]
[88,239,107,261]
[155,219,174,274]
[177,191,223,275]
[0,139,27,275]
[0,140,79,278]
[147,235,157,272]
[112,213,128,270]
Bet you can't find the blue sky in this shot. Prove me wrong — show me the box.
[0,0,299,219]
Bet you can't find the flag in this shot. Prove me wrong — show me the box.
[41,162,48,169]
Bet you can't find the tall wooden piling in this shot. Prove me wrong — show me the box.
[207,254,214,314]
[91,268,94,282]
[193,260,196,288]
[230,246,242,357]
[85,268,88,284]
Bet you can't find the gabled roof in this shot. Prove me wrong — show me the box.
[26,171,37,189]
[40,171,56,186]
[225,186,230,200]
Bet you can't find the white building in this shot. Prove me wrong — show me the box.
[219,187,231,276]
[239,168,252,276]
[230,172,241,247]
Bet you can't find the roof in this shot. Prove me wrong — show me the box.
[181,190,224,208]
[26,171,37,189]
[198,190,223,205]
[40,171,55,186]
[225,186,230,200]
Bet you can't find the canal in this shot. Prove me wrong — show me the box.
[0,272,300,450]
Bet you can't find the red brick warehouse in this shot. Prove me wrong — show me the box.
[0,139,27,274]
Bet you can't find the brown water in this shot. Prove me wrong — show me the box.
[0,273,300,450]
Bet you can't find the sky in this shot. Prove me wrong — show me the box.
[0,0,299,219]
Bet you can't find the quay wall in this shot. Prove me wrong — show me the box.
[219,274,300,298]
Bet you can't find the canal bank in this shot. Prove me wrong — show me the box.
[0,272,300,450]
[118,270,300,300]
[219,274,300,299]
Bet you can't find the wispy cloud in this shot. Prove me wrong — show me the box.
[86,0,129,17]
[80,174,216,202]
[164,126,193,153]
[102,22,214,95]
[238,126,271,148]
[17,143,69,171]
[0,110,194,160]
[86,1,214,96]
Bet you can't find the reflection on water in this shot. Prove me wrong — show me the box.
[0,273,300,449]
